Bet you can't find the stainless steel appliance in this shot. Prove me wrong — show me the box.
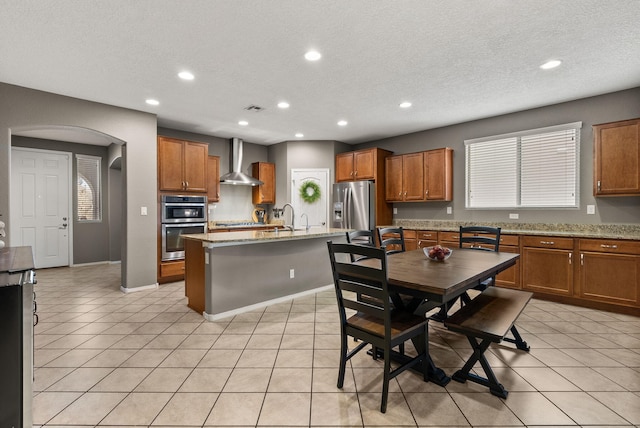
[332,181,376,230]
[161,195,207,261]
[161,195,207,223]
[0,246,36,428]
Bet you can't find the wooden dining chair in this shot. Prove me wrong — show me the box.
[326,241,429,413]
[345,229,376,262]
[376,227,406,255]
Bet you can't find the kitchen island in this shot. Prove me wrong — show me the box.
[183,228,348,320]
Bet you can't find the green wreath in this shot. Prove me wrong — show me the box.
[300,180,321,204]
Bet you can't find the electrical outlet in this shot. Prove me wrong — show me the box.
[509,213,519,219]
[289,268,295,279]
[140,206,147,216]
[393,207,397,214]
[587,205,595,215]
[446,207,452,214]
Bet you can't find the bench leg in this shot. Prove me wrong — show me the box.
[452,336,508,399]
[502,325,530,352]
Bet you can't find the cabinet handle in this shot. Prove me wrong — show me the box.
[580,253,584,265]
[597,180,601,192]
[354,170,358,176]
[403,191,407,197]
[398,192,402,196]
[568,252,572,265]
[350,171,354,176]
[185,181,189,188]
[540,241,555,245]
[600,244,618,249]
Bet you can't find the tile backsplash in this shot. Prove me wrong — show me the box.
[208,185,255,221]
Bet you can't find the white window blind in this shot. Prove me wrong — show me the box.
[76,154,102,221]
[465,122,581,209]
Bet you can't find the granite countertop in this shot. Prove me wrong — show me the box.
[387,220,640,241]
[185,227,349,247]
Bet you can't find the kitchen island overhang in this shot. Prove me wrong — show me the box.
[183,228,349,320]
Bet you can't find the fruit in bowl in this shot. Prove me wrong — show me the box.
[424,245,452,261]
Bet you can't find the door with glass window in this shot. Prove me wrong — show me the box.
[10,148,71,268]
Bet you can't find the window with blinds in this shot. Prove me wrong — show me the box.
[465,122,581,209]
[76,154,102,221]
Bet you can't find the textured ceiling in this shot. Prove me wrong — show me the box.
[2,0,640,145]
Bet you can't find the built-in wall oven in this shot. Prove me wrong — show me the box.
[160,195,207,261]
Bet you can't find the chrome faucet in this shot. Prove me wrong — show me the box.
[301,213,310,231]
[281,203,295,231]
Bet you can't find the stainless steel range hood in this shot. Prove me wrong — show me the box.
[220,138,263,186]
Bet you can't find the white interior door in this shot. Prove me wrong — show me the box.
[11,147,71,268]
[291,169,329,229]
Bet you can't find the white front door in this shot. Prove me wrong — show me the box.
[11,147,71,268]
[291,169,329,229]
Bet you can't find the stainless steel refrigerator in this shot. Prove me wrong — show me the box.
[332,181,376,230]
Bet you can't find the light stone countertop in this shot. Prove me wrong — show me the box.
[388,220,640,241]
[184,227,349,247]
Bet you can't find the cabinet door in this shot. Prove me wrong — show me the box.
[183,141,208,192]
[495,246,520,289]
[335,152,354,182]
[403,152,426,201]
[207,156,220,202]
[252,162,275,204]
[354,149,375,180]
[594,119,640,196]
[579,252,639,307]
[385,156,403,201]
[158,137,185,191]
[522,247,573,296]
[425,148,452,201]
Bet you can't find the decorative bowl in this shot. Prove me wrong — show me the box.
[424,245,452,262]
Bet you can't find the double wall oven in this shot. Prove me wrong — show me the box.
[161,195,207,261]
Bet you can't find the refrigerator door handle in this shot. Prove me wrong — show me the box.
[345,188,352,229]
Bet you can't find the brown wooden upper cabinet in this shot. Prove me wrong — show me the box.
[335,148,390,182]
[207,156,220,202]
[385,148,453,202]
[158,136,208,193]
[252,162,275,204]
[593,118,640,196]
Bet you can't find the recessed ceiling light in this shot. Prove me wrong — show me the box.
[238,120,249,126]
[178,71,194,80]
[304,50,322,61]
[145,99,159,106]
[337,120,348,127]
[540,60,562,70]
[295,133,304,138]
[399,101,412,108]
[277,101,290,109]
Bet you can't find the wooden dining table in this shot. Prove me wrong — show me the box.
[358,248,520,386]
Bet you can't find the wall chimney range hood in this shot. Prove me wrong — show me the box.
[220,138,263,186]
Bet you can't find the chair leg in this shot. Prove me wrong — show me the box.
[381,347,391,413]
[337,333,348,388]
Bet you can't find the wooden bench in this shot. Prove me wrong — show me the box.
[444,287,533,398]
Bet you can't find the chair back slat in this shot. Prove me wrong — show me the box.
[459,226,501,252]
[327,241,392,328]
[376,227,406,255]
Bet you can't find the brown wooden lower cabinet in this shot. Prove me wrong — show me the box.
[521,236,574,296]
[184,239,205,314]
[416,230,438,249]
[159,260,185,282]
[578,238,640,307]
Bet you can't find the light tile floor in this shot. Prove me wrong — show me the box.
[32,263,640,427]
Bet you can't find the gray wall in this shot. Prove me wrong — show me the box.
[0,82,157,289]
[268,140,346,208]
[356,87,640,225]
[12,136,112,264]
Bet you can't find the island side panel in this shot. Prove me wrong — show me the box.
[204,236,345,317]
[184,239,205,314]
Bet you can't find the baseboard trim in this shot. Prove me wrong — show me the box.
[120,283,159,294]
[203,283,333,321]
